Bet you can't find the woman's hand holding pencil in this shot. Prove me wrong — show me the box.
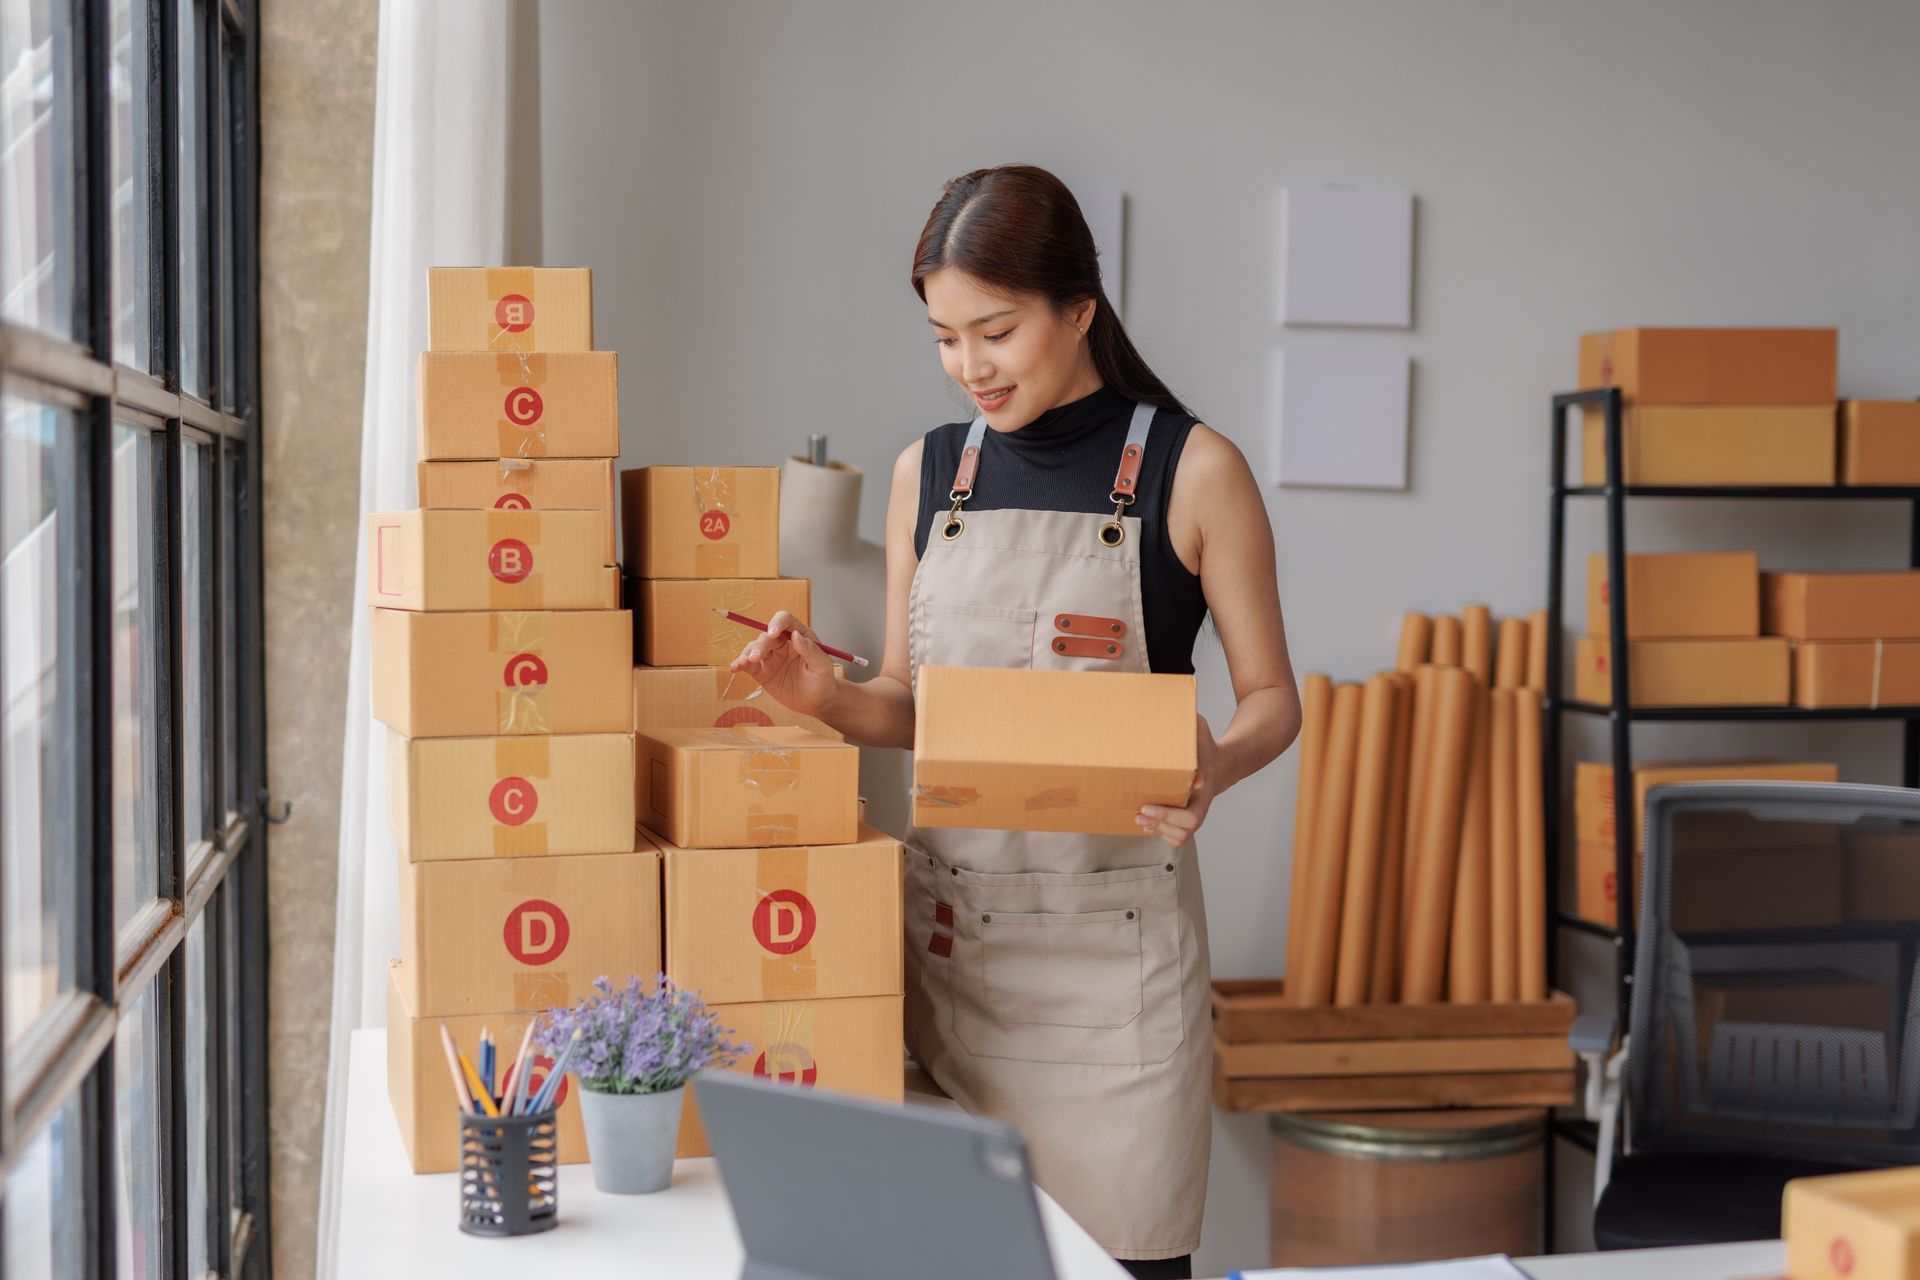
[726,609,850,719]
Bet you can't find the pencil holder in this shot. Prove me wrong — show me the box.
[458,1109,559,1237]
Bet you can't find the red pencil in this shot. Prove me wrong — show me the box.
[717,609,871,668]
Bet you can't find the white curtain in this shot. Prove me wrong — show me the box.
[315,2,515,1273]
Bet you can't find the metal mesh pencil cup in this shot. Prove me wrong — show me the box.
[458,1108,559,1237]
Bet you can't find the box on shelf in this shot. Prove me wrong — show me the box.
[1573,759,1840,853]
[1786,1165,1920,1280]
[1840,399,1920,486]
[1763,571,1920,641]
[657,823,903,1006]
[427,267,593,353]
[417,352,618,461]
[372,608,632,738]
[636,726,857,849]
[913,666,1196,836]
[1842,829,1920,923]
[387,728,635,861]
[1573,636,1789,708]
[396,837,661,1018]
[1579,405,1837,487]
[387,960,590,1174]
[621,466,781,580]
[631,576,812,668]
[1667,832,1845,935]
[1692,971,1887,1072]
[631,663,841,740]
[1577,327,1837,405]
[675,995,904,1158]
[1585,551,1759,639]
[1792,639,1920,709]
[366,509,618,612]
[1574,840,1633,929]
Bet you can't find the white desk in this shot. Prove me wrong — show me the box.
[1515,1240,1784,1278]
[336,1028,1128,1279]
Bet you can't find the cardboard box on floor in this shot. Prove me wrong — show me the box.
[1586,551,1759,639]
[1574,636,1788,707]
[372,608,632,738]
[632,663,841,740]
[417,352,619,460]
[1793,640,1920,708]
[366,509,618,612]
[1577,327,1837,405]
[1579,405,1836,487]
[1841,399,1920,486]
[1843,829,1920,922]
[427,267,593,353]
[1786,1165,1920,1280]
[388,728,635,861]
[637,727,856,849]
[1574,760,1839,852]
[418,458,617,561]
[630,576,812,668]
[1763,572,1920,641]
[656,822,903,1006]
[675,995,904,1159]
[914,666,1197,836]
[396,837,661,1018]
[387,960,590,1173]
[621,466,781,579]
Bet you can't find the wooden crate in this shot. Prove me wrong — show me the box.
[1211,980,1579,1113]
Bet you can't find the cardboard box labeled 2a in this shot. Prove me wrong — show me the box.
[632,664,841,740]
[621,466,781,579]
[372,609,632,738]
[1577,327,1837,405]
[1586,551,1758,639]
[1841,399,1920,486]
[367,510,618,612]
[1579,405,1836,487]
[659,823,903,1005]
[913,666,1196,835]
[1763,572,1920,641]
[675,995,904,1159]
[417,458,617,562]
[428,267,593,353]
[396,838,661,1018]
[1574,636,1789,707]
[637,727,857,849]
[417,353,618,460]
[388,729,635,861]
[632,577,811,668]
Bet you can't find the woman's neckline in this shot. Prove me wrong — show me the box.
[995,383,1128,448]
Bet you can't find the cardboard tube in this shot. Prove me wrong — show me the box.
[1489,688,1519,1002]
[1400,666,1475,1004]
[1462,605,1493,686]
[1284,674,1334,991]
[1368,673,1416,1003]
[1526,608,1549,693]
[1401,665,1441,909]
[1515,687,1549,1000]
[1431,615,1463,668]
[1335,675,1397,1006]
[1494,617,1527,690]
[1394,613,1432,673]
[1295,683,1364,1006]
[1448,685,1493,1003]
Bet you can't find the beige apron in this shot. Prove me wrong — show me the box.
[902,404,1213,1262]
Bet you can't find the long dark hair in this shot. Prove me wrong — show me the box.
[911,164,1191,418]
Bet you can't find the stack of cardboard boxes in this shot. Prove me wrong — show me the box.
[377,268,659,1173]
[621,467,904,1157]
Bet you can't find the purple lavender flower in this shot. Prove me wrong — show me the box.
[533,974,748,1095]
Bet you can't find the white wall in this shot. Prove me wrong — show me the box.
[535,1,1920,1270]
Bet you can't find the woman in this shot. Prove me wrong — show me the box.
[731,164,1301,1280]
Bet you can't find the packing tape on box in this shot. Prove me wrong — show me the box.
[486,510,545,609]
[756,846,819,1000]
[491,737,553,856]
[708,580,756,669]
[913,784,981,810]
[752,1002,817,1083]
[490,612,554,735]
[494,352,550,458]
[692,467,742,577]
[514,971,570,1011]
[1024,787,1080,812]
[1872,637,1885,710]
[486,267,538,353]
[694,727,801,841]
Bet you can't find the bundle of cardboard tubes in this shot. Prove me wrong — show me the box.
[1286,606,1550,1007]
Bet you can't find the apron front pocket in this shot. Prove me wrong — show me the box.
[981,909,1142,1028]
[918,602,1038,670]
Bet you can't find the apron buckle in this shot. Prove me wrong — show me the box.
[1099,491,1133,547]
[942,492,966,541]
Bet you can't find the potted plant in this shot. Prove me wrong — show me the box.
[535,973,747,1194]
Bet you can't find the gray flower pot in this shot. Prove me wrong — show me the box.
[577,1084,686,1194]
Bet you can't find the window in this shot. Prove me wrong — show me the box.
[0,0,266,1275]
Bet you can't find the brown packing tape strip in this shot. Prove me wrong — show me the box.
[514,972,569,1010]
[695,544,742,577]
[755,1002,817,1082]
[1872,638,1885,710]
[492,737,553,855]
[485,510,545,609]
[708,580,757,668]
[486,267,537,351]
[913,785,981,809]
[694,727,801,840]
[757,846,819,999]
[1024,787,1080,811]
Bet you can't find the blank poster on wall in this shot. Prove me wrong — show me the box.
[1274,346,1412,490]
[1279,185,1414,327]
[1070,182,1125,317]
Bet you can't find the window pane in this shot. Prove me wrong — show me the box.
[109,0,154,367]
[0,0,77,336]
[217,40,237,408]
[115,981,163,1279]
[221,447,242,818]
[5,1091,86,1277]
[224,48,248,413]
[178,0,209,394]
[112,424,161,926]
[2,394,74,1044]
[182,436,211,846]
[186,910,213,1275]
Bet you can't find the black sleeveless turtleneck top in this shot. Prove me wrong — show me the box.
[915,384,1210,675]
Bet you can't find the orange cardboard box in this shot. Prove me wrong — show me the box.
[416,352,618,460]
[631,664,840,740]
[1792,640,1920,709]
[1577,327,1837,405]
[366,509,618,612]
[1574,636,1789,707]
[1764,572,1920,641]
[387,728,635,862]
[372,608,632,738]
[913,666,1198,836]
[657,822,903,1005]
[1574,759,1839,853]
[675,995,904,1158]
[1579,405,1836,487]
[632,577,811,668]
[621,466,780,580]
[427,266,593,353]
[1840,399,1920,486]
[418,458,616,560]
[1586,551,1759,639]
[1842,829,1920,922]
[387,960,590,1173]
[1574,840,1634,929]
[636,726,857,849]
[396,837,661,1018]
[1786,1165,1920,1280]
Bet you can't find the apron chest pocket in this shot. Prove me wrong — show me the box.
[918,602,1037,670]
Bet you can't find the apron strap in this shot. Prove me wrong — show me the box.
[1110,402,1155,505]
[949,416,989,499]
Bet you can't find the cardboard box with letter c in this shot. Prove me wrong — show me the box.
[372,609,632,738]
[416,352,618,461]
[387,728,635,862]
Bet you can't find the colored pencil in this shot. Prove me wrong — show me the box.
[459,1050,501,1118]
[507,1022,538,1117]
[529,1029,581,1115]
[715,608,870,668]
[438,1023,477,1116]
